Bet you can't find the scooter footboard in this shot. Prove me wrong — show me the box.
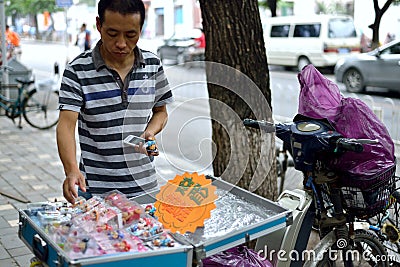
[255,189,314,267]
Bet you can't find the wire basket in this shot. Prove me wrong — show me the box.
[341,165,397,218]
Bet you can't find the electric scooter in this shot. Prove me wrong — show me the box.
[245,115,391,267]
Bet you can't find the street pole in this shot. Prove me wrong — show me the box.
[55,0,73,67]
[64,7,69,64]
[0,0,10,99]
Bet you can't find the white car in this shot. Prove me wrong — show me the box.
[334,40,400,93]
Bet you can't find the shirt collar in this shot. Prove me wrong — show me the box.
[93,40,145,72]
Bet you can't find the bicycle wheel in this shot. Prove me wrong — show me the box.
[316,229,389,267]
[372,189,400,265]
[23,89,59,130]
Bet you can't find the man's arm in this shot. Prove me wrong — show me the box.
[145,105,168,137]
[56,110,86,203]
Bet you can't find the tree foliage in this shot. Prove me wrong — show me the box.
[6,0,61,17]
[315,0,353,15]
[6,0,63,39]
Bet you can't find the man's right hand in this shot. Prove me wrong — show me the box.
[63,172,86,204]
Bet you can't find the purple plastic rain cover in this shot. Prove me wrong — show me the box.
[297,64,395,178]
[202,246,273,267]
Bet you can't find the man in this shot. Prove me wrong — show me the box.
[75,23,91,52]
[57,0,173,204]
[5,25,22,60]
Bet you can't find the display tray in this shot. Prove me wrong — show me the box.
[18,176,291,267]
[132,176,292,261]
[18,205,193,267]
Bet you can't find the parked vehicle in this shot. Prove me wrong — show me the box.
[157,29,205,65]
[263,14,360,71]
[0,65,60,130]
[248,64,397,266]
[244,116,390,266]
[334,39,400,93]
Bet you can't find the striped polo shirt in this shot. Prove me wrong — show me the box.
[58,40,173,198]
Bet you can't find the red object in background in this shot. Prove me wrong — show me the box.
[195,32,206,48]
[44,11,50,27]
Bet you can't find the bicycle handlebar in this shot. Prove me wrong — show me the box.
[243,119,275,133]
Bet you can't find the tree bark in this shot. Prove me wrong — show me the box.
[369,0,393,49]
[268,0,277,17]
[199,0,278,200]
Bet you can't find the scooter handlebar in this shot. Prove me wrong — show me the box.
[335,138,368,153]
[243,119,275,133]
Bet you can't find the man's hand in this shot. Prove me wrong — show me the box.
[140,133,159,156]
[63,172,86,204]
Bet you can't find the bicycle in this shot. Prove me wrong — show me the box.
[245,117,390,267]
[359,187,400,265]
[0,66,60,130]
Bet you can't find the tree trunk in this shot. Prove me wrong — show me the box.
[34,15,40,40]
[199,0,278,200]
[369,0,393,49]
[268,0,277,17]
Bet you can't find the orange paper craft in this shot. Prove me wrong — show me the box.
[154,172,217,233]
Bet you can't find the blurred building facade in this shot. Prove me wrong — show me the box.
[143,0,202,39]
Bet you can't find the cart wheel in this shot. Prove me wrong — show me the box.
[30,257,44,267]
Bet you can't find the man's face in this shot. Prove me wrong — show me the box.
[97,10,142,62]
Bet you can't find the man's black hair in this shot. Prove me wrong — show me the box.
[98,0,145,29]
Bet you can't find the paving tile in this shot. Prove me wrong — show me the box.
[0,208,17,216]
[0,233,26,250]
[0,258,17,266]
[14,185,35,194]
[10,166,24,171]
[8,219,19,228]
[19,175,36,181]
[38,154,51,160]
[21,194,46,203]
[0,204,13,211]
[0,227,18,236]
[2,213,18,224]
[0,245,10,260]
[8,246,31,257]
[14,253,33,267]
[32,185,50,191]
[0,217,9,229]
[0,166,8,172]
